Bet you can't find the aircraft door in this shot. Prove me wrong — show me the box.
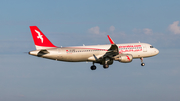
[143,45,147,52]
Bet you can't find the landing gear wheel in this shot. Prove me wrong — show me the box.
[103,64,109,69]
[141,63,145,66]
[90,65,96,70]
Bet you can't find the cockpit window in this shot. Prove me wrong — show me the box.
[150,46,154,48]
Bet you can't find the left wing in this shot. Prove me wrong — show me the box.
[91,35,119,62]
[103,35,119,58]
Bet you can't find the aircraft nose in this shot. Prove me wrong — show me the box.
[155,48,159,55]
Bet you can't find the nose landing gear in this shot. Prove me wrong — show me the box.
[140,57,145,66]
[141,63,145,66]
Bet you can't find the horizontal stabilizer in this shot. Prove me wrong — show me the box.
[37,50,49,57]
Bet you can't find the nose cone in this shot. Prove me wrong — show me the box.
[154,48,159,55]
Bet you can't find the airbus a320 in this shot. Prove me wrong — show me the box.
[29,26,159,70]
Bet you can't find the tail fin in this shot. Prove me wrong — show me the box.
[29,26,57,50]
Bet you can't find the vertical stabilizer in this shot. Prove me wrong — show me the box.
[29,26,57,50]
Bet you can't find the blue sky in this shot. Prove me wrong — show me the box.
[0,0,180,101]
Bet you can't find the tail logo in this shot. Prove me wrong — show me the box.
[35,30,43,43]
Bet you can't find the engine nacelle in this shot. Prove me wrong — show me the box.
[117,54,133,63]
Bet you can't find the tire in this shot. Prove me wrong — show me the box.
[141,63,145,66]
[103,64,109,69]
[91,65,96,70]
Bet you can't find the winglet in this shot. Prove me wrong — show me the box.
[107,35,115,44]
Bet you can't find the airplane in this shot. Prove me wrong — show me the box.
[29,26,159,70]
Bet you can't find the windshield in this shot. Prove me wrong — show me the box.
[150,46,154,48]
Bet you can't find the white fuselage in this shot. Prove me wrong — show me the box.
[29,43,159,62]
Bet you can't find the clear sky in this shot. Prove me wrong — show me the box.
[0,0,180,101]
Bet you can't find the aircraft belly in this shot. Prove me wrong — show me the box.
[58,52,100,62]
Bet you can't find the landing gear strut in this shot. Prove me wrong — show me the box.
[103,58,110,69]
[90,62,96,70]
[140,57,145,66]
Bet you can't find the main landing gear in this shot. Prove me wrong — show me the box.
[140,57,145,66]
[90,62,96,70]
[103,64,109,69]
[90,65,96,70]
[90,62,109,70]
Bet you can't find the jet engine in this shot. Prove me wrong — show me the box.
[115,54,133,63]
